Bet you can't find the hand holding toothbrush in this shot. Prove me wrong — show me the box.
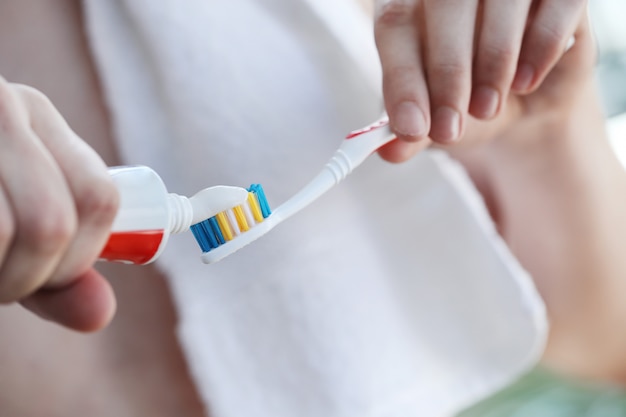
[373,0,588,161]
[384,7,626,382]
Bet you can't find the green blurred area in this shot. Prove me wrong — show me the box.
[458,367,626,417]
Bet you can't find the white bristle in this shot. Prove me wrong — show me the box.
[225,209,241,236]
[242,199,257,226]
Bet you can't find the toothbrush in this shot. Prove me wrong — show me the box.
[102,165,255,264]
[193,114,395,264]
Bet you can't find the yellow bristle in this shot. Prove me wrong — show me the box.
[247,192,264,223]
[233,205,249,232]
[216,212,233,241]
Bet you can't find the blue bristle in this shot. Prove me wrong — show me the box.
[191,183,271,253]
[191,223,211,252]
[208,217,225,244]
[249,184,271,218]
[203,221,219,249]
[191,220,220,251]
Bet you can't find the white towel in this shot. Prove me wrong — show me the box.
[609,112,626,168]
[83,1,547,416]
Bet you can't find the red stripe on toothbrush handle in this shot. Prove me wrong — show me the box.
[345,117,390,139]
[100,230,165,265]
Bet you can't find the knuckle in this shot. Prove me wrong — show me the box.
[75,175,120,227]
[477,44,518,80]
[375,0,415,27]
[14,84,54,111]
[383,64,418,86]
[533,24,566,57]
[18,203,77,255]
[430,61,467,82]
[481,43,517,68]
[382,65,423,101]
[428,61,471,106]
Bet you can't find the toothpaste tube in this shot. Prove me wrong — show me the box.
[101,166,247,264]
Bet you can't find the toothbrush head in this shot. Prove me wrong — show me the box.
[190,184,275,263]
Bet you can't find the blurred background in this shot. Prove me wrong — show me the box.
[591,1,626,166]
[591,1,626,118]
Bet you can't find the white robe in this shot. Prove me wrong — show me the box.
[83,1,547,416]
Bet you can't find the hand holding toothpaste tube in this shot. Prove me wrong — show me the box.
[0,80,248,332]
[0,78,120,331]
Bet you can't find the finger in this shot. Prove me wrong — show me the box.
[553,11,595,78]
[378,136,432,163]
[0,82,77,303]
[469,0,532,119]
[17,85,119,289]
[378,141,420,163]
[20,268,116,332]
[530,10,596,100]
[375,0,430,142]
[451,98,523,149]
[512,0,587,93]
[423,0,479,143]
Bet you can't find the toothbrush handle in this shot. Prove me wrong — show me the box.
[274,122,395,222]
[330,125,396,182]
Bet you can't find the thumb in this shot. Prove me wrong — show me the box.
[20,268,116,332]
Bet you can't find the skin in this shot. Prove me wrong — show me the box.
[375,2,626,382]
[453,17,626,382]
[374,0,588,150]
[0,0,624,415]
[0,82,118,331]
[0,1,205,416]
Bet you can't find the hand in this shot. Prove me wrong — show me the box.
[373,0,588,161]
[452,7,597,153]
[0,78,119,331]
[438,15,626,382]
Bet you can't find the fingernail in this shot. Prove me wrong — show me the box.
[512,63,535,92]
[471,85,500,119]
[392,101,427,140]
[432,106,461,143]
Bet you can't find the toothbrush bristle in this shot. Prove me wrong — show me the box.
[191,184,271,253]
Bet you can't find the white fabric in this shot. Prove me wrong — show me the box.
[83,1,547,416]
[609,112,626,168]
